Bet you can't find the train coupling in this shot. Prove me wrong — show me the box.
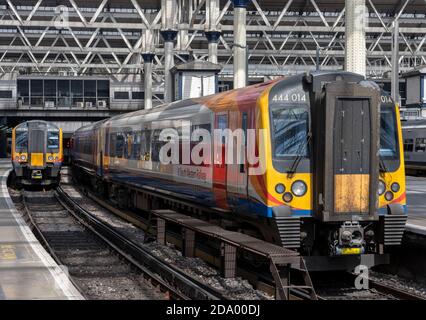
[31,170,42,180]
[331,221,366,256]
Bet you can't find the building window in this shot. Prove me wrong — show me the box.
[404,139,414,152]
[30,79,43,106]
[84,80,96,97]
[17,80,29,97]
[71,80,83,97]
[415,138,426,152]
[114,91,129,100]
[30,80,43,96]
[44,80,56,97]
[58,80,70,97]
[97,80,109,98]
[132,91,144,100]
[0,90,12,98]
[153,93,164,100]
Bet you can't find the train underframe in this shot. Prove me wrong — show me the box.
[12,164,61,187]
[73,165,406,272]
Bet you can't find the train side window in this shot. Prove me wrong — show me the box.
[109,133,117,157]
[404,139,414,152]
[217,114,228,144]
[415,138,426,152]
[116,133,125,158]
[151,129,163,162]
[140,130,151,160]
[131,132,141,160]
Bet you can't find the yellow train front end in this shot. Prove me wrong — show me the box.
[378,102,406,215]
[253,72,407,270]
[11,121,63,187]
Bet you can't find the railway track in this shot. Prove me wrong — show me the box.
[55,168,426,301]
[55,185,228,300]
[13,187,226,300]
[314,272,426,300]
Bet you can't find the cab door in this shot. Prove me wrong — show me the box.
[334,98,371,214]
[213,113,228,208]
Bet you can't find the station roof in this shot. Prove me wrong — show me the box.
[5,0,426,14]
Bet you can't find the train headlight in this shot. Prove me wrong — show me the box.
[391,182,400,193]
[283,193,293,203]
[291,181,307,197]
[275,184,285,194]
[378,180,386,196]
[48,155,54,162]
[20,155,26,162]
[385,191,394,202]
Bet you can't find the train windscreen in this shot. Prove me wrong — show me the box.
[271,105,309,158]
[380,105,399,160]
[47,129,60,152]
[15,127,28,152]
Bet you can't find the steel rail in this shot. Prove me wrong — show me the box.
[55,185,227,301]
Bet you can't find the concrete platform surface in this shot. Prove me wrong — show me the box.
[406,176,426,235]
[0,159,83,300]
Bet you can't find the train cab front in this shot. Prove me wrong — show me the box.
[12,121,62,187]
[264,71,407,271]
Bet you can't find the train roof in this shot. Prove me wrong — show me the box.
[15,120,60,130]
[73,71,377,135]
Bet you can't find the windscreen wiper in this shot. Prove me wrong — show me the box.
[287,132,312,179]
[379,157,388,176]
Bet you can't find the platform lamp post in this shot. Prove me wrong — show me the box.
[232,0,249,89]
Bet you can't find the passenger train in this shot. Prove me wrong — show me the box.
[12,120,63,187]
[402,120,426,174]
[71,71,407,271]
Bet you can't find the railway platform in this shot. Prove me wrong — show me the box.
[405,176,426,236]
[0,159,83,299]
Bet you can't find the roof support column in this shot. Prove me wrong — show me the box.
[205,0,221,64]
[345,0,366,77]
[161,0,178,103]
[178,0,190,59]
[205,31,221,64]
[142,28,156,110]
[391,19,400,104]
[232,0,248,89]
[142,53,154,110]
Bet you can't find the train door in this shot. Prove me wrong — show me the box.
[213,113,228,208]
[28,122,46,168]
[333,98,371,214]
[103,124,110,175]
[226,111,249,208]
[97,128,103,177]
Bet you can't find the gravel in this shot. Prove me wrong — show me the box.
[61,181,273,300]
